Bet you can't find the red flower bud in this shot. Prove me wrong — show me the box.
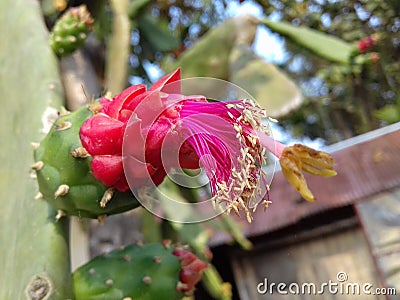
[173,249,208,293]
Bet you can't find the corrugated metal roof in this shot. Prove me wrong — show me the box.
[210,123,400,246]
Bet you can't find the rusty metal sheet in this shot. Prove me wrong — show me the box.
[210,126,400,245]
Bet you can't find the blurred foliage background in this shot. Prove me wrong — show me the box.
[43,0,400,145]
[257,0,400,142]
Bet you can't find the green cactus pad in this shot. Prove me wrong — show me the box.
[33,105,139,218]
[49,5,93,56]
[73,243,185,300]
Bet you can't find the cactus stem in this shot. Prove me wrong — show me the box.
[56,120,72,131]
[105,279,114,287]
[31,142,40,149]
[176,281,188,292]
[34,192,43,200]
[31,161,44,171]
[97,214,107,224]
[55,210,66,220]
[100,188,114,208]
[153,256,162,264]
[71,147,89,158]
[54,184,70,198]
[162,239,172,249]
[123,255,131,262]
[142,276,152,285]
[25,274,53,300]
[88,268,95,275]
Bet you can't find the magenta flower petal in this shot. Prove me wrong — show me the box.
[91,155,123,186]
[149,68,181,94]
[80,114,124,155]
[123,154,156,187]
[100,84,146,119]
[79,69,183,193]
[113,176,130,192]
[178,142,199,169]
[124,114,146,162]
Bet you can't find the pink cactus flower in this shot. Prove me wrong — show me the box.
[80,69,337,222]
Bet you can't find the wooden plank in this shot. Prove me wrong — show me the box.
[356,188,400,299]
[231,227,385,299]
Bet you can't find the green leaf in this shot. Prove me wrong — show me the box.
[261,19,355,64]
[0,0,72,298]
[164,16,302,117]
[138,14,180,52]
[128,0,151,19]
[229,44,303,117]
[163,15,259,79]
[374,105,400,123]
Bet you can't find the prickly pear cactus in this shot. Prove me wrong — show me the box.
[73,242,208,300]
[1,0,73,297]
[33,105,139,218]
[50,5,93,56]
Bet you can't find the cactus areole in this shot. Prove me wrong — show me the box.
[33,68,336,221]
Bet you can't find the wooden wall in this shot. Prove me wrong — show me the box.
[231,226,386,300]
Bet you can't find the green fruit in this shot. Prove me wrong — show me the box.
[73,243,185,300]
[33,105,139,219]
[49,5,93,56]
